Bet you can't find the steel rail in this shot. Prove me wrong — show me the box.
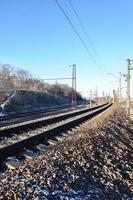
[0,103,112,161]
[0,104,72,122]
[0,103,108,138]
[0,104,86,127]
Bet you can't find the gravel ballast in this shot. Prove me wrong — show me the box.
[0,105,133,199]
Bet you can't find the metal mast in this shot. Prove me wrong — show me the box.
[71,64,77,110]
[126,59,133,115]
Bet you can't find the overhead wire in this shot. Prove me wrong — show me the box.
[54,0,108,84]
[54,0,98,65]
[68,0,101,64]
[67,0,108,83]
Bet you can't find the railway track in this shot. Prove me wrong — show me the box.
[0,105,72,127]
[0,103,112,164]
[0,104,85,127]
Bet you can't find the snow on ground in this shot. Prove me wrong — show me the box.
[0,104,133,199]
[0,91,16,111]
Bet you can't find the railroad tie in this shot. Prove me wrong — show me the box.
[0,173,5,180]
[61,133,68,137]
[55,136,65,142]
[47,139,57,146]
[36,144,49,152]
[5,159,22,170]
[21,150,37,159]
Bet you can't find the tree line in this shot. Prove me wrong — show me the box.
[0,63,81,99]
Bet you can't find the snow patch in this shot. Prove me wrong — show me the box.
[0,91,16,111]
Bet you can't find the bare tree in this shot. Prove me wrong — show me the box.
[0,64,13,92]
[0,63,82,103]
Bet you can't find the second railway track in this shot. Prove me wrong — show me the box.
[0,105,79,127]
[0,103,112,162]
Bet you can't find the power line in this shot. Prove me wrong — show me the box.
[54,0,108,83]
[68,0,101,63]
[54,0,98,65]
[68,0,108,82]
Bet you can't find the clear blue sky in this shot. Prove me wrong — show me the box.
[0,0,133,97]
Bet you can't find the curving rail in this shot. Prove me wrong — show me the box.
[0,103,112,161]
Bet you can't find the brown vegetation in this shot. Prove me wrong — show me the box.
[0,63,82,111]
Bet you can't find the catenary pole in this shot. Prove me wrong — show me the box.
[126,59,133,115]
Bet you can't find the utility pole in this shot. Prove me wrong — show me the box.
[42,67,77,110]
[95,87,98,105]
[113,89,116,103]
[125,59,133,115]
[103,91,105,103]
[71,64,77,110]
[90,90,92,108]
[119,72,122,104]
[55,80,58,98]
